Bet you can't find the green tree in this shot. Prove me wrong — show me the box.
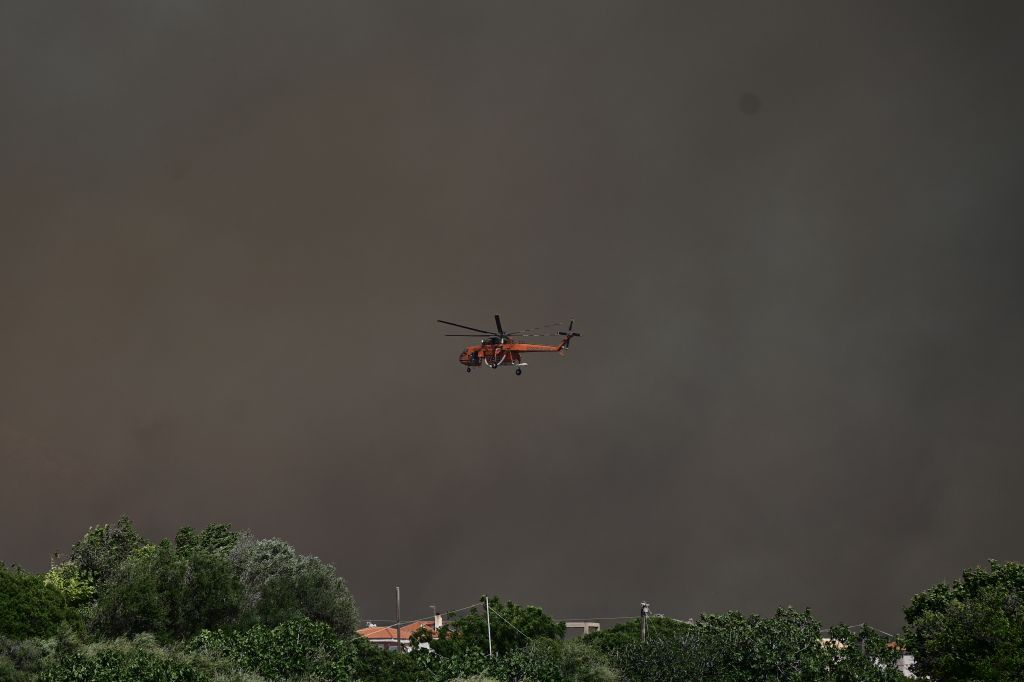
[0,565,77,639]
[177,543,244,639]
[84,522,355,641]
[347,635,432,682]
[425,597,565,658]
[68,517,148,589]
[100,544,170,638]
[904,560,1024,681]
[174,524,240,557]
[43,562,96,608]
[94,537,242,641]
[582,616,690,653]
[229,535,358,636]
[825,623,904,682]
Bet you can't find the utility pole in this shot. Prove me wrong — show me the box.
[484,596,494,658]
[640,602,650,643]
[395,586,401,651]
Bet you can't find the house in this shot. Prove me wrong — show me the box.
[820,639,916,678]
[887,642,916,678]
[357,617,441,651]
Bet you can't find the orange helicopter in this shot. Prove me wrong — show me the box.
[438,315,581,375]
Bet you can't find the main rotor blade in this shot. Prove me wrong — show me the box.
[494,315,505,338]
[444,334,490,337]
[507,321,569,334]
[437,320,496,335]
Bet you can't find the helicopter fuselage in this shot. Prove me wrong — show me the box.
[459,341,564,368]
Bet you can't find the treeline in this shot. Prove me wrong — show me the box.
[1,517,1022,681]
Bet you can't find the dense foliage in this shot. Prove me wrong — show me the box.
[587,609,904,682]
[422,597,566,658]
[229,536,357,636]
[0,566,77,640]
[408,640,605,682]
[41,562,95,609]
[581,616,690,654]
[191,618,354,680]
[1,518,1017,680]
[78,520,359,643]
[0,637,57,682]
[40,635,207,682]
[93,537,242,640]
[191,618,435,681]
[493,639,618,682]
[68,518,148,591]
[904,560,1024,680]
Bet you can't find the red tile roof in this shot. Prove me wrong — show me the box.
[357,619,436,641]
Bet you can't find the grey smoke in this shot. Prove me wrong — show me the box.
[2,1,1023,631]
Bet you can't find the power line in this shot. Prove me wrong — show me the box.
[487,602,533,642]
[363,601,482,626]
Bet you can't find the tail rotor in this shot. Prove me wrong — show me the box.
[558,319,581,349]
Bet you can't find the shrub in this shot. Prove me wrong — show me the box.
[596,609,903,682]
[190,618,353,681]
[498,639,619,682]
[0,566,77,639]
[0,636,53,679]
[40,634,208,682]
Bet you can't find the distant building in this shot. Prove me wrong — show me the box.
[564,621,601,639]
[887,642,916,678]
[357,616,441,651]
[820,639,916,678]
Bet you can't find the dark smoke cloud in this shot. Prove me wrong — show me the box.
[2,1,1023,630]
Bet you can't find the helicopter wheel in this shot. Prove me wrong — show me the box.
[515,368,522,376]
[466,367,472,373]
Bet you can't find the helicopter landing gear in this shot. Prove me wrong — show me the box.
[515,368,522,376]
[466,366,472,373]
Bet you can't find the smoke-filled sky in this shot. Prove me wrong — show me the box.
[2,2,1024,631]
